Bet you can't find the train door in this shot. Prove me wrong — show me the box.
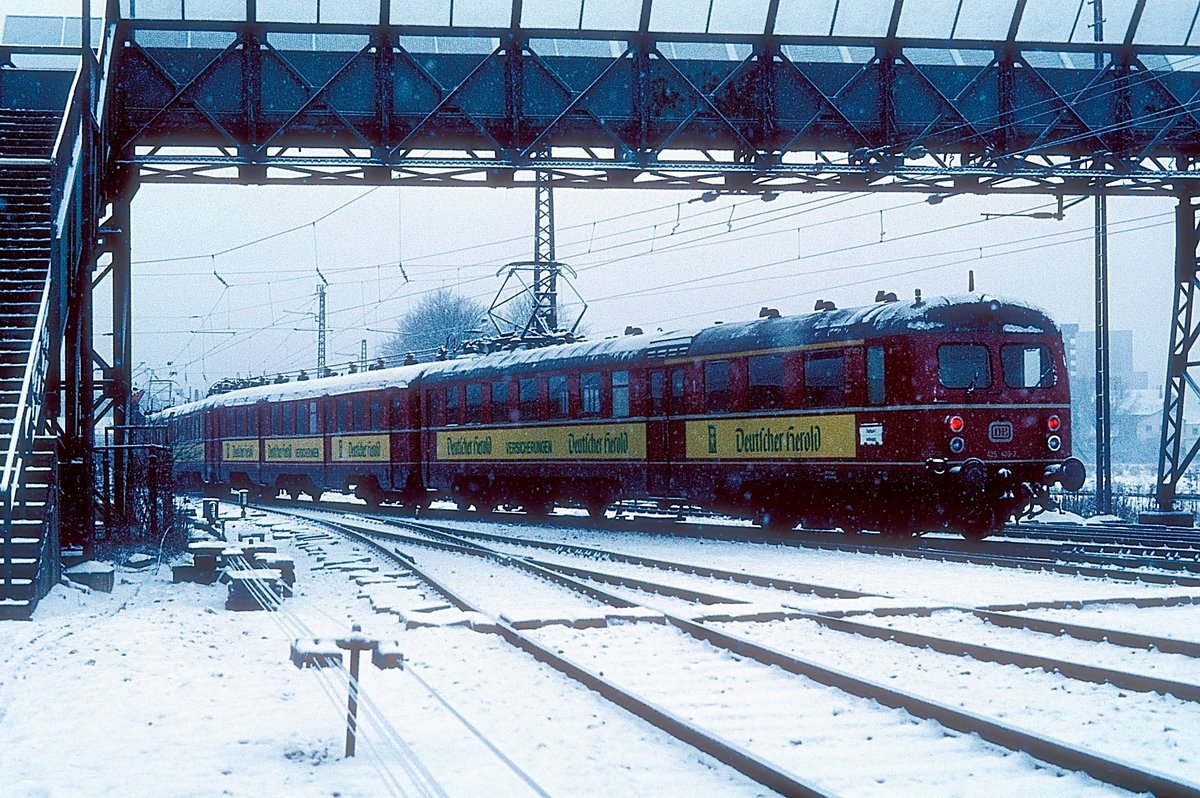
[648,370,669,495]
[667,367,687,496]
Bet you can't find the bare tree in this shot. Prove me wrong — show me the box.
[383,289,487,360]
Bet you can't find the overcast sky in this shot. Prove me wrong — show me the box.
[3,1,1181,400]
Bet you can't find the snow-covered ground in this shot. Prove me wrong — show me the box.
[2,502,1198,797]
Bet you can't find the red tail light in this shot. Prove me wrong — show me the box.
[948,415,964,433]
[1047,415,1061,432]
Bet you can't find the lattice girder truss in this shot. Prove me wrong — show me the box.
[109,19,1200,193]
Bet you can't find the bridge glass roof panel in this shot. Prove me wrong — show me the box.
[391,0,451,27]
[648,0,770,34]
[256,0,317,23]
[773,0,839,36]
[1016,0,1139,44]
[1133,0,1200,45]
[121,0,245,20]
[3,15,102,46]
[829,0,894,37]
[522,0,583,29]
[944,0,1018,39]
[896,0,961,38]
[451,0,512,28]
[580,0,643,29]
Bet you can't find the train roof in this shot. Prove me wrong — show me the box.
[154,362,429,419]
[685,293,1058,358]
[154,294,1057,415]
[419,293,1057,381]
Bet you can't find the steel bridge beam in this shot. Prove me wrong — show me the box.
[107,19,1200,193]
[1156,195,1200,513]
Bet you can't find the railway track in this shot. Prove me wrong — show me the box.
[260,493,1200,587]
[257,501,1200,798]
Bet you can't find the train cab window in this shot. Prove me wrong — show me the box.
[867,346,886,405]
[938,344,992,390]
[805,352,845,406]
[519,378,537,420]
[308,401,318,433]
[704,360,730,413]
[491,381,509,422]
[581,372,602,417]
[1002,344,1055,389]
[650,371,665,414]
[297,402,309,435]
[748,354,784,410]
[548,375,569,419]
[670,369,686,415]
[465,383,483,424]
[612,371,630,418]
[446,386,460,426]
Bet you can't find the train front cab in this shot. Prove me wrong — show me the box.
[912,329,1085,537]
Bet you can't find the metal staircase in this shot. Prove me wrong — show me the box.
[0,110,62,618]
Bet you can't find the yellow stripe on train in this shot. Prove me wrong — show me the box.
[265,437,324,462]
[222,439,260,462]
[685,415,858,459]
[332,435,390,462]
[437,423,647,461]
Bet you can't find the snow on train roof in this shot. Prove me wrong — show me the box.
[685,293,1058,357]
[156,294,1055,416]
[155,363,429,419]
[416,327,697,383]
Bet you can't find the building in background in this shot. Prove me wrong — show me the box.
[1061,323,1159,465]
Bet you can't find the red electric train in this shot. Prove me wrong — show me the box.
[159,294,1085,539]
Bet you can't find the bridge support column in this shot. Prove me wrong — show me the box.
[109,191,132,524]
[1151,195,1200,525]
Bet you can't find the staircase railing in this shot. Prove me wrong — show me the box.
[0,15,110,599]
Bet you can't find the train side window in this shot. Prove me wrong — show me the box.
[748,354,784,410]
[491,380,509,422]
[309,401,318,434]
[519,378,537,420]
[805,352,845,406]
[446,386,460,426]
[390,396,405,428]
[297,402,309,435]
[704,360,730,413]
[370,397,382,429]
[336,398,349,432]
[612,370,630,418]
[272,405,281,435]
[352,396,365,431]
[867,346,886,405]
[465,383,483,424]
[283,403,295,435]
[938,344,992,390]
[670,369,685,415]
[650,371,665,414]
[1002,344,1055,388]
[548,375,569,419]
[581,372,602,417]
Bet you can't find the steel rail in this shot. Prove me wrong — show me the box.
[265,503,1200,797]
[290,511,832,798]
[441,539,1200,702]
[259,495,1200,589]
